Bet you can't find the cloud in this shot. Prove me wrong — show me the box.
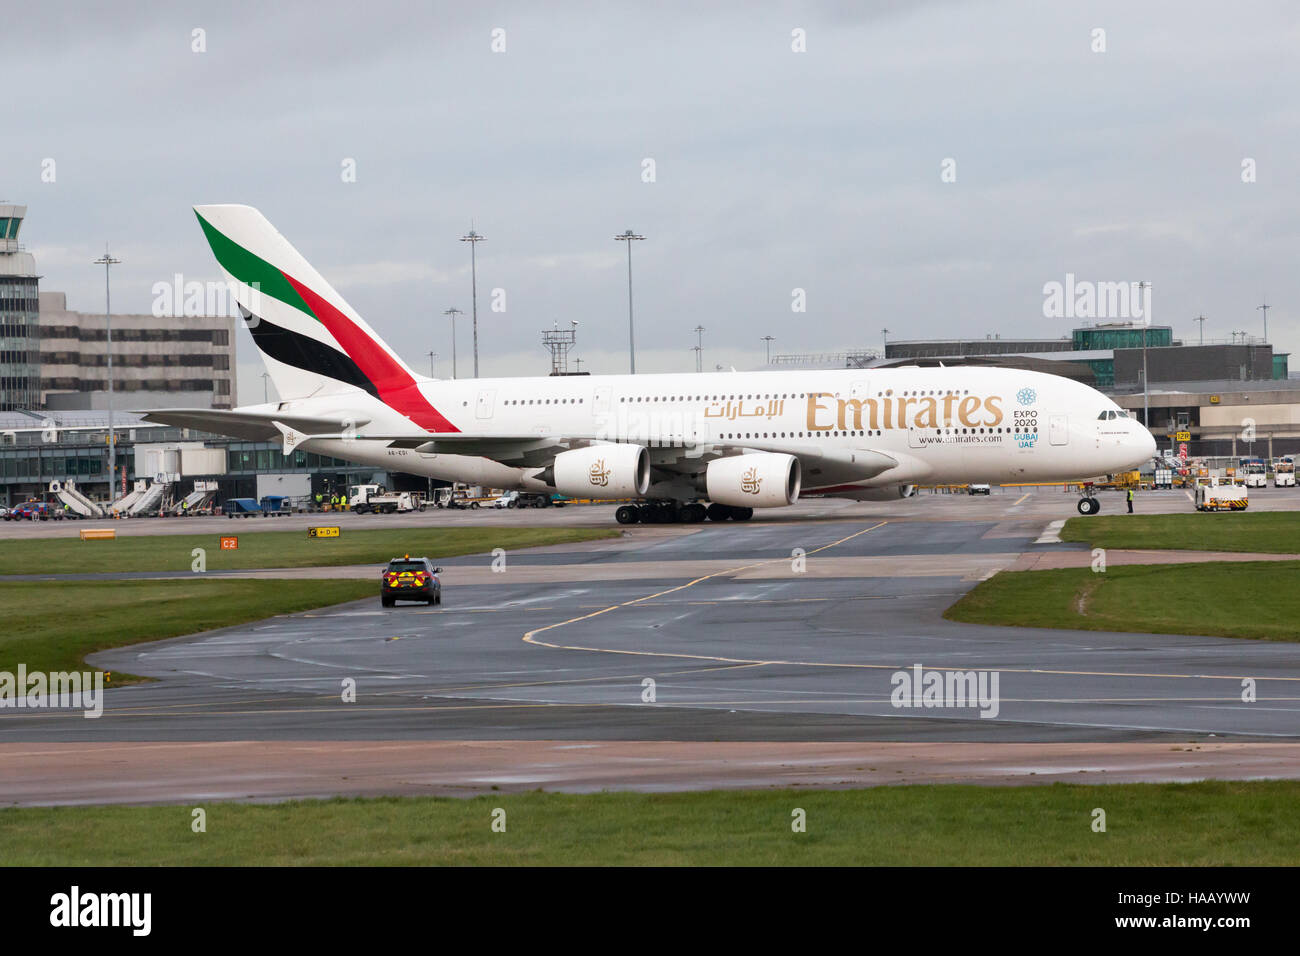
[7,0,1297,379]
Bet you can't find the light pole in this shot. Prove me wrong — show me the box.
[459,229,484,377]
[761,335,775,365]
[428,351,437,377]
[1258,300,1271,343]
[93,249,121,498]
[881,327,890,352]
[443,308,463,379]
[261,371,270,404]
[1137,281,1151,430]
[1195,314,1206,345]
[614,229,645,373]
[693,325,705,372]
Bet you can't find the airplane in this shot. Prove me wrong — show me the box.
[141,204,1157,524]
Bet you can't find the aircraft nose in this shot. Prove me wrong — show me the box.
[1137,426,1156,460]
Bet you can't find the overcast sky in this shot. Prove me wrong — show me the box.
[7,0,1298,404]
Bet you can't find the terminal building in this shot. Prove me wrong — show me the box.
[0,408,394,511]
[0,204,41,411]
[0,203,352,509]
[37,292,236,412]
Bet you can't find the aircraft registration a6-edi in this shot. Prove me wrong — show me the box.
[143,205,1156,524]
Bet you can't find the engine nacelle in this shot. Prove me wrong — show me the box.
[552,444,650,499]
[706,453,801,508]
[853,484,917,501]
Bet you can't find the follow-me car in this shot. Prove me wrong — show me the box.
[140,205,1156,523]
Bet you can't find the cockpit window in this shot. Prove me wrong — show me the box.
[1098,411,1109,420]
[1098,410,1129,420]
[1116,410,1129,418]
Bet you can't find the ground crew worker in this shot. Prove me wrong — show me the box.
[340,493,348,509]
[1127,487,1134,513]
[315,492,323,510]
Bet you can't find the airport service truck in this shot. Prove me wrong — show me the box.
[1195,479,1249,512]
[1238,457,1267,488]
[1274,456,1295,488]
[349,484,427,514]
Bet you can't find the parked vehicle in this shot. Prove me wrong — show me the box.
[259,495,290,516]
[1195,479,1249,512]
[350,484,426,514]
[1274,456,1295,488]
[5,500,64,521]
[1238,457,1267,488]
[226,497,264,518]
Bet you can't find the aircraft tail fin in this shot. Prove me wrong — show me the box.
[194,204,420,400]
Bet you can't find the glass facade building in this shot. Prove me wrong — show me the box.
[0,205,40,411]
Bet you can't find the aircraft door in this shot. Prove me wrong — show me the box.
[1050,414,1068,446]
[475,389,496,420]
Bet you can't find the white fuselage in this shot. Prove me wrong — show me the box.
[264,366,1155,500]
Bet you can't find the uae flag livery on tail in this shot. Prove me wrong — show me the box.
[194,205,459,433]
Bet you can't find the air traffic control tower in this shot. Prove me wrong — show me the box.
[0,204,40,411]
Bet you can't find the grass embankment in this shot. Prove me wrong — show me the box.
[1060,512,1300,554]
[947,561,1300,641]
[2,781,1297,865]
[0,526,617,575]
[0,579,375,680]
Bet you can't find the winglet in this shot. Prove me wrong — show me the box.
[271,420,309,456]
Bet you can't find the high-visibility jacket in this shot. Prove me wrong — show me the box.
[1127,489,1134,501]
[341,495,348,507]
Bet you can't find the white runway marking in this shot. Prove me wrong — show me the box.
[1034,519,1065,544]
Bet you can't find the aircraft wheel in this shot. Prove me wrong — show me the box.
[730,507,754,521]
[681,503,707,523]
[706,503,730,521]
[615,505,640,525]
[1077,497,1099,516]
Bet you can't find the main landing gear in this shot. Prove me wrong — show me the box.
[614,502,753,525]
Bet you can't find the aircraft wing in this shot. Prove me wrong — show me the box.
[137,407,373,442]
[137,410,900,485]
[418,437,899,484]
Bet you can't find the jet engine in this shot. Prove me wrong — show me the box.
[706,453,801,508]
[552,444,650,499]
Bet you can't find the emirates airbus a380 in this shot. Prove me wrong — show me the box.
[143,205,1156,524]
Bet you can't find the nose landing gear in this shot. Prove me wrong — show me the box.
[1076,482,1101,515]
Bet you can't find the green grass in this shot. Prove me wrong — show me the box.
[0,578,375,680]
[1061,511,1300,554]
[2,781,1297,865]
[0,525,617,575]
[946,561,1300,641]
